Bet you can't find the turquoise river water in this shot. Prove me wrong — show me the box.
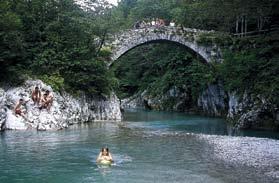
[1,109,279,183]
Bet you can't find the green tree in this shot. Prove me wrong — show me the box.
[0,0,115,96]
[217,36,279,104]
[0,0,24,83]
[112,42,214,100]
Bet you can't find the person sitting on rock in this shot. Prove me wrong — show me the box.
[45,90,53,110]
[39,93,48,110]
[31,86,41,105]
[39,90,53,111]
[14,99,30,122]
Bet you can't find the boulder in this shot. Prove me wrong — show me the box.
[228,92,278,130]
[0,80,122,131]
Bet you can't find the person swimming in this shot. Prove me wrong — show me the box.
[96,147,114,164]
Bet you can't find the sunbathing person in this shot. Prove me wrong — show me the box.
[39,93,48,110]
[31,86,41,105]
[45,90,53,111]
[14,99,30,122]
[39,90,53,111]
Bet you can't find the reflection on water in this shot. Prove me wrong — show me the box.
[0,109,278,183]
[123,108,279,139]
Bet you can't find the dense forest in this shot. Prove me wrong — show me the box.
[1,0,278,104]
[112,43,213,102]
[0,0,114,96]
[111,0,279,107]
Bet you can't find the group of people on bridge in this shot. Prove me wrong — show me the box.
[134,18,175,29]
[14,86,54,122]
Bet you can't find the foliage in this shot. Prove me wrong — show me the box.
[0,0,114,96]
[196,32,233,46]
[111,0,278,34]
[0,0,24,79]
[216,34,279,104]
[1,0,278,104]
[61,60,112,96]
[112,42,215,100]
[39,73,65,92]
[112,34,278,111]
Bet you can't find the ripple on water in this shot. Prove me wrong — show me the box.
[1,117,279,183]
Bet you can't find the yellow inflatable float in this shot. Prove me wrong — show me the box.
[98,159,112,165]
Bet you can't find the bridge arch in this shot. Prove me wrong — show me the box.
[105,26,222,65]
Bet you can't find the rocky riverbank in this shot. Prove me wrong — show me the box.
[0,80,121,131]
[120,84,279,131]
[197,134,279,180]
[227,92,279,130]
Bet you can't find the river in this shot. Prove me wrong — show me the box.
[0,109,279,183]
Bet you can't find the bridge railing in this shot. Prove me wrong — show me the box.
[232,25,279,37]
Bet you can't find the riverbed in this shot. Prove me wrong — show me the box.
[0,109,278,183]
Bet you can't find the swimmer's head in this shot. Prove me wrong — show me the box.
[35,86,39,90]
[101,147,109,155]
[19,98,24,103]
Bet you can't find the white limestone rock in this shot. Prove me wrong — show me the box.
[5,110,28,130]
[0,88,7,130]
[0,80,122,131]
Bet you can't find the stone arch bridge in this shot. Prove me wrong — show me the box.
[104,26,223,65]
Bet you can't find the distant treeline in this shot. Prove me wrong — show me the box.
[110,0,279,34]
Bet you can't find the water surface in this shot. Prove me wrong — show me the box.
[0,109,278,183]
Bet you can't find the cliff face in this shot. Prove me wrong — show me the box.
[227,92,279,130]
[0,80,121,131]
[121,84,227,116]
[120,84,279,130]
[197,83,227,116]
[121,87,193,112]
[198,87,278,130]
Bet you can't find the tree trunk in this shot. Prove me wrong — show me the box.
[257,17,261,31]
[241,16,244,37]
[236,17,239,34]
[260,17,263,30]
[244,16,247,36]
[96,31,107,56]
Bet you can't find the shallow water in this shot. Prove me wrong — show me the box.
[0,109,279,183]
